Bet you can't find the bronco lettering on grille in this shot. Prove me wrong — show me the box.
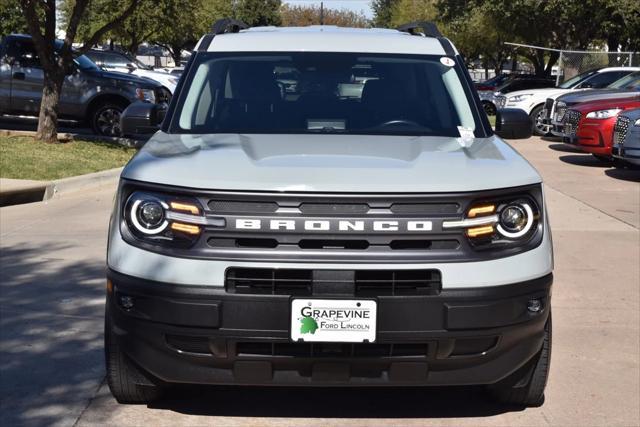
[234,219,433,232]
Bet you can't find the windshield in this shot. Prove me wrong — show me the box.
[172,53,477,136]
[559,69,598,88]
[608,71,640,90]
[74,53,100,70]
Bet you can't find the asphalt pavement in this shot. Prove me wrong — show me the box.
[0,137,638,426]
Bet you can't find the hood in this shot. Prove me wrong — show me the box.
[574,98,640,113]
[86,68,161,88]
[620,108,640,120]
[122,133,542,193]
[506,87,575,100]
[558,89,640,105]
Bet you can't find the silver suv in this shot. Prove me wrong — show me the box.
[106,20,553,407]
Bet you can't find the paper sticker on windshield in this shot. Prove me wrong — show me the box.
[440,57,455,67]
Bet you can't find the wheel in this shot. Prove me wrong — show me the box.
[530,105,549,137]
[482,101,496,116]
[592,154,612,163]
[488,314,551,407]
[91,101,127,136]
[105,308,163,404]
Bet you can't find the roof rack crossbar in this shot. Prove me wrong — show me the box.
[396,21,443,38]
[211,18,249,35]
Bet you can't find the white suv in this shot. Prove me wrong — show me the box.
[107,19,553,408]
[499,67,639,136]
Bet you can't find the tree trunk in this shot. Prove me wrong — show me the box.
[36,71,64,143]
[170,47,182,67]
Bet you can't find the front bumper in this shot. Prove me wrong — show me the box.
[107,268,552,387]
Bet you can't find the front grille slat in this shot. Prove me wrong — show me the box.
[563,110,582,136]
[614,116,631,146]
[226,268,441,296]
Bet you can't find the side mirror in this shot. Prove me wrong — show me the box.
[120,102,166,138]
[495,108,532,139]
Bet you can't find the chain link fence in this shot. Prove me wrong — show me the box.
[505,42,639,85]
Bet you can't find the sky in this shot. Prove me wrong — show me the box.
[284,0,374,18]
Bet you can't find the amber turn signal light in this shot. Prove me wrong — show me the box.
[467,204,495,218]
[171,222,201,235]
[170,201,200,215]
[466,225,494,238]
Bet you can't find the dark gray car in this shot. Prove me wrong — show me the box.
[0,34,167,136]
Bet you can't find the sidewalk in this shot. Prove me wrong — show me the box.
[0,167,122,208]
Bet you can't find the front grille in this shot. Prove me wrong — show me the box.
[236,342,429,358]
[555,102,567,122]
[225,268,441,296]
[166,334,210,354]
[614,116,631,146]
[563,110,582,136]
[544,98,554,120]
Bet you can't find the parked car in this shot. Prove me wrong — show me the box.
[85,49,178,94]
[474,73,512,91]
[499,67,639,136]
[0,34,167,136]
[106,20,553,407]
[561,98,640,161]
[547,71,640,136]
[480,76,555,115]
[612,108,640,167]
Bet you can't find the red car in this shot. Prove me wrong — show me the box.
[563,98,640,160]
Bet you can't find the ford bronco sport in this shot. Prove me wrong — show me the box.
[106,20,553,407]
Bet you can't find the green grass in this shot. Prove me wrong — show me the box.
[0,136,136,181]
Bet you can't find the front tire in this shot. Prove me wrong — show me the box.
[530,105,549,137]
[488,313,551,407]
[105,309,163,404]
[91,101,127,136]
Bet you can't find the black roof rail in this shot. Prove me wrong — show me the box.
[396,21,443,38]
[211,18,249,35]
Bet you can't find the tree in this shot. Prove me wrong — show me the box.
[61,0,163,55]
[281,4,370,28]
[371,0,397,28]
[20,0,141,143]
[0,0,28,35]
[388,0,437,27]
[206,0,282,27]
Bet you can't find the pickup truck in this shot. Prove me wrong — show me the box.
[0,34,167,136]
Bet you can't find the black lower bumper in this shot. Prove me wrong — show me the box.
[106,269,552,387]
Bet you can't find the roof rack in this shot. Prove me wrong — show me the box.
[211,18,249,35]
[396,21,443,38]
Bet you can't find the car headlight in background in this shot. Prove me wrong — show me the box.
[135,88,156,103]
[508,94,532,103]
[635,119,640,126]
[586,108,622,119]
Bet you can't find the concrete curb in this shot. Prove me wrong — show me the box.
[44,167,123,200]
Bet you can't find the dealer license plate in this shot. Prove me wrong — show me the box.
[290,299,377,343]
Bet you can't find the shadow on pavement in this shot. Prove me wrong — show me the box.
[0,243,106,427]
[558,155,612,168]
[547,143,582,153]
[541,136,562,143]
[605,167,640,182]
[148,384,523,419]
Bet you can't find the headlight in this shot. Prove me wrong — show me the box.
[123,191,205,247]
[634,119,640,126]
[508,94,532,103]
[443,191,542,252]
[586,108,622,119]
[135,88,156,103]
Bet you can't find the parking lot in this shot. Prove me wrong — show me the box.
[0,136,638,427]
